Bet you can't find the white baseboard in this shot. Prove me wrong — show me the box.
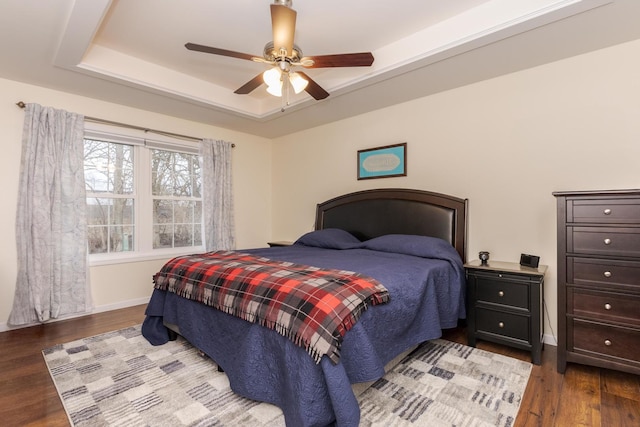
[543,332,558,347]
[0,297,149,333]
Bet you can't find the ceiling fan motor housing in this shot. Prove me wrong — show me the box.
[273,0,293,7]
[263,42,302,63]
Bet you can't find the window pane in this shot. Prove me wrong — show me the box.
[174,200,194,224]
[174,224,194,248]
[88,226,108,254]
[153,199,173,224]
[154,224,174,249]
[194,225,202,246]
[194,201,202,225]
[87,198,134,226]
[110,225,134,252]
[151,150,200,197]
[152,199,202,249]
[87,198,109,225]
[111,198,134,225]
[151,150,173,196]
[84,140,133,194]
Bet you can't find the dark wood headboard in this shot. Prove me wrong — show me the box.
[315,188,468,262]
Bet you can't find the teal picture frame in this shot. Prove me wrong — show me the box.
[357,143,407,180]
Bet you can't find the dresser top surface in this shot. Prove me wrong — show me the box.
[553,189,640,198]
[464,260,548,276]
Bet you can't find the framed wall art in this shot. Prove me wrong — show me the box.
[357,142,407,180]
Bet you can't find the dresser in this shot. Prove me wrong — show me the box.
[465,260,547,365]
[554,189,640,375]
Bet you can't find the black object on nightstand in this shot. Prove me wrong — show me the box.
[464,260,548,365]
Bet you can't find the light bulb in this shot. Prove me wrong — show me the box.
[289,72,308,94]
[267,83,282,97]
[263,67,281,87]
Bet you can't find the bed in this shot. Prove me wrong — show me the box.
[142,188,468,427]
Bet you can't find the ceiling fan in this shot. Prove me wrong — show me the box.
[185,0,374,104]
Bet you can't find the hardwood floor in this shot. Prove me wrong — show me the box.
[0,305,147,427]
[0,306,638,426]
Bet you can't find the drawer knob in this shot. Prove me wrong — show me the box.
[498,291,504,297]
[604,303,612,310]
[498,322,505,328]
[604,339,612,346]
[603,208,612,215]
[604,238,612,245]
[603,271,612,278]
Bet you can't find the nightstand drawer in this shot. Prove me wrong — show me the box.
[570,289,640,327]
[569,257,640,287]
[476,308,530,342]
[568,227,640,258]
[573,319,640,363]
[570,199,640,224]
[475,276,529,309]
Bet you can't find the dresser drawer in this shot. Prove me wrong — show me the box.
[568,257,640,288]
[567,226,640,257]
[569,199,640,224]
[572,319,640,364]
[475,275,530,309]
[569,289,640,327]
[476,308,530,342]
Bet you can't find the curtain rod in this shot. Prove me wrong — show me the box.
[15,101,234,147]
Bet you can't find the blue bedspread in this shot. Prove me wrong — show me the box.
[142,231,466,427]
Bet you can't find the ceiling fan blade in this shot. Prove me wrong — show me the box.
[234,73,265,95]
[185,42,256,61]
[297,72,329,100]
[270,4,296,57]
[302,52,374,68]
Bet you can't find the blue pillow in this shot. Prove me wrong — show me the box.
[293,228,361,249]
[361,234,462,264]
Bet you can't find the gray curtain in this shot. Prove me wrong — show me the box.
[9,103,91,325]
[200,139,236,251]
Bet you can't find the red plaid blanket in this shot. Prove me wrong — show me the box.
[153,250,390,364]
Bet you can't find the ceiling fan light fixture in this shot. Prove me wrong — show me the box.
[185,0,372,102]
[263,67,282,87]
[289,72,308,94]
[266,83,283,97]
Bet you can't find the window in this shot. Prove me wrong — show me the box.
[83,127,203,263]
[151,149,202,249]
[85,139,135,254]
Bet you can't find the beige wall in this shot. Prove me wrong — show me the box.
[270,38,640,344]
[0,78,272,329]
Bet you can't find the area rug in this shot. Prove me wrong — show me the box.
[43,325,531,426]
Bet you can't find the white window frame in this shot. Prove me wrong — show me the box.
[84,123,205,266]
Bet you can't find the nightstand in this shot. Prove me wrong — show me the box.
[464,260,547,365]
[267,241,294,247]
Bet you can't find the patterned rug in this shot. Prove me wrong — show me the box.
[43,325,532,426]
